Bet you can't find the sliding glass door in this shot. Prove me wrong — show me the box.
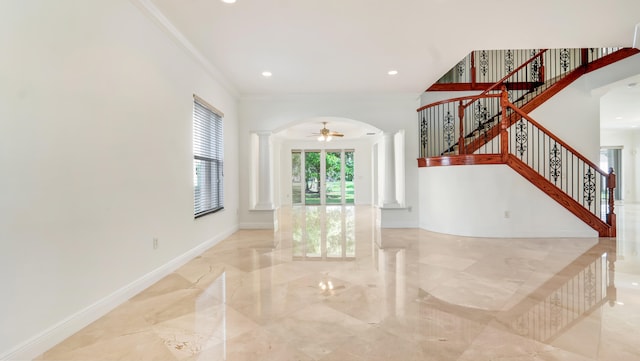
[344,151,354,204]
[325,151,342,204]
[305,151,321,205]
[291,149,355,205]
[291,151,302,204]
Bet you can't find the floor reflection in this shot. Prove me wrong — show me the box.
[37,204,640,361]
[415,239,617,349]
[291,206,356,261]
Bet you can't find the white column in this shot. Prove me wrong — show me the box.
[382,133,399,207]
[255,131,274,210]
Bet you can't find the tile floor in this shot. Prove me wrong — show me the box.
[37,204,640,360]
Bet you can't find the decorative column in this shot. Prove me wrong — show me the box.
[382,133,399,207]
[255,131,274,210]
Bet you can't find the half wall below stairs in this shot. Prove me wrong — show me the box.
[418,164,597,238]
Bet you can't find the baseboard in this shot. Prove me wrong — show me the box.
[1,226,237,361]
[380,207,417,228]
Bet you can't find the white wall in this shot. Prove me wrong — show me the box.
[601,129,640,203]
[238,94,420,228]
[529,76,601,163]
[0,1,239,358]
[420,90,481,109]
[419,165,597,237]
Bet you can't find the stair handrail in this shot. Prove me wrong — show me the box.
[417,49,548,113]
[500,94,607,178]
[417,49,548,157]
[498,87,616,235]
[416,94,500,113]
[462,49,548,110]
[418,48,638,159]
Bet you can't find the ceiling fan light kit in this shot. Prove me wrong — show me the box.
[315,122,344,142]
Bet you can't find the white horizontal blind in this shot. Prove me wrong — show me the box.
[193,96,224,217]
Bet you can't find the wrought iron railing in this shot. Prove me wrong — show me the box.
[504,103,615,224]
[419,87,616,235]
[419,48,626,158]
[434,48,622,86]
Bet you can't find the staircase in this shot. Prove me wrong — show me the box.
[417,47,639,237]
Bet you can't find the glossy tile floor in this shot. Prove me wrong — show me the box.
[38,204,640,361]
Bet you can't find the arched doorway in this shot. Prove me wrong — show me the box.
[273,117,381,206]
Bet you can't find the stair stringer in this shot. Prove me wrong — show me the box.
[505,155,612,237]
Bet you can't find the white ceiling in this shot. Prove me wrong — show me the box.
[273,117,382,141]
[145,0,640,131]
[600,74,640,130]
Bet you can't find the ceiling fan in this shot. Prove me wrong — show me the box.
[313,122,344,141]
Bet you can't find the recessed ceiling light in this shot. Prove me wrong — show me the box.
[261,71,272,77]
[221,0,236,3]
[616,116,623,120]
[388,70,398,76]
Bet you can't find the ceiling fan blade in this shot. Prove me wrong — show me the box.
[330,132,344,137]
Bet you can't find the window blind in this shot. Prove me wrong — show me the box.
[193,96,224,217]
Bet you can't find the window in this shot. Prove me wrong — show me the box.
[193,95,224,217]
[600,147,622,200]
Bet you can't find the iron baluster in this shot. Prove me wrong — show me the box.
[420,115,428,158]
[515,119,528,157]
[443,111,455,150]
[479,50,489,77]
[550,143,561,183]
[584,168,596,208]
[560,48,570,72]
[505,49,514,73]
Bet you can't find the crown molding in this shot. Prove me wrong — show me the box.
[130,0,239,98]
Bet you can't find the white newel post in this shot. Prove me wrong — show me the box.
[255,131,274,210]
[382,133,399,207]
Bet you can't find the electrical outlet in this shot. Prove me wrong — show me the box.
[153,237,158,250]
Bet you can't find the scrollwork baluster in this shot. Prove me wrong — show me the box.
[560,48,571,72]
[479,50,488,77]
[505,49,514,73]
[515,119,528,157]
[584,168,596,207]
[420,116,428,157]
[443,111,455,150]
[550,143,561,183]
